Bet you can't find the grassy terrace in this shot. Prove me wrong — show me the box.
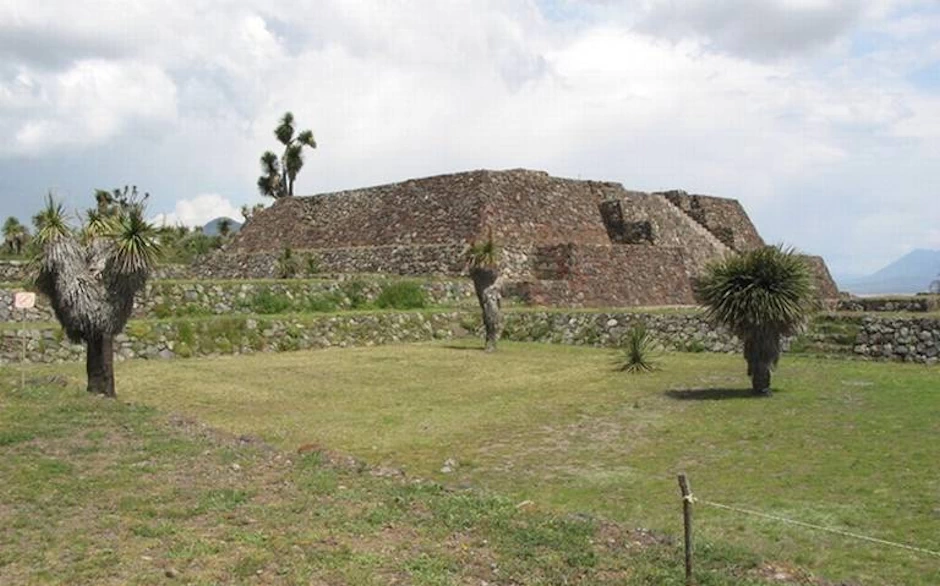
[6,342,938,584]
[5,368,786,586]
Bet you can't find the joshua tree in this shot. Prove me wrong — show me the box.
[257,112,317,199]
[694,245,813,395]
[466,230,502,352]
[32,191,160,397]
[3,217,30,255]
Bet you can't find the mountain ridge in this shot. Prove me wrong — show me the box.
[839,249,940,295]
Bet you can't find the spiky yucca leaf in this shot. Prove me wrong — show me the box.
[296,129,317,148]
[82,208,119,243]
[275,112,295,145]
[109,205,162,276]
[618,324,657,373]
[695,245,813,339]
[33,194,71,247]
[466,228,499,270]
[276,246,300,279]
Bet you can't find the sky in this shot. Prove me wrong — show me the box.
[1,0,938,279]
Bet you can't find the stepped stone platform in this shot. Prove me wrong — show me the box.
[205,169,837,307]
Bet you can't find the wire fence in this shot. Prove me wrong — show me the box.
[675,473,940,585]
[691,495,940,558]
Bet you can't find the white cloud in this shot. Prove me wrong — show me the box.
[151,194,244,228]
[0,0,938,278]
[0,59,178,155]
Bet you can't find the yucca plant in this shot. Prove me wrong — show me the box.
[618,324,657,373]
[465,228,502,352]
[695,245,813,395]
[32,190,161,398]
[257,112,317,199]
[276,246,300,279]
[2,216,30,255]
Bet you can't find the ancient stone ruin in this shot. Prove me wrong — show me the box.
[207,169,838,307]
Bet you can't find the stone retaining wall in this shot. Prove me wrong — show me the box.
[0,310,739,364]
[837,296,938,313]
[502,311,740,351]
[853,316,940,363]
[3,311,936,365]
[0,261,197,284]
[0,312,467,364]
[510,245,696,307]
[0,279,476,322]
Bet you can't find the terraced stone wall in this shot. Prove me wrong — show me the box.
[512,245,696,307]
[0,279,475,323]
[3,310,937,365]
[660,191,764,252]
[837,296,938,313]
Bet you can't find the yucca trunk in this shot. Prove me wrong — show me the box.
[748,360,773,394]
[86,334,115,397]
[470,267,501,352]
[743,333,780,395]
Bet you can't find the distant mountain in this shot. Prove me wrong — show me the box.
[202,217,242,236]
[839,249,940,295]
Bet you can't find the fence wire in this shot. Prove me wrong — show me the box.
[686,493,940,559]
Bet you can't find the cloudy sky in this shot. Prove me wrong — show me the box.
[1,0,938,278]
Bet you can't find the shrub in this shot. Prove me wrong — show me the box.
[341,279,369,309]
[304,253,321,277]
[276,247,300,279]
[618,325,657,373]
[248,290,293,315]
[375,281,427,309]
[305,293,339,313]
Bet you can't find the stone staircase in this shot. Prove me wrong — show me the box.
[657,194,733,257]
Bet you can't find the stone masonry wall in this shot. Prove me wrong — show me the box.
[0,261,197,284]
[613,192,731,276]
[837,296,938,313]
[0,311,740,365]
[480,170,614,246]
[0,312,466,364]
[232,170,620,256]
[195,245,470,279]
[232,172,488,253]
[511,244,696,307]
[853,316,940,363]
[803,255,841,301]
[0,279,476,323]
[660,191,765,252]
[3,310,937,364]
[195,244,537,281]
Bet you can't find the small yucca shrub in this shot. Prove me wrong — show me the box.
[276,246,300,279]
[618,325,657,373]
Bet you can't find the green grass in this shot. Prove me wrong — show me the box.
[87,342,940,585]
[0,375,785,585]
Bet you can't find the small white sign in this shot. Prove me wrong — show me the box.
[14,292,36,310]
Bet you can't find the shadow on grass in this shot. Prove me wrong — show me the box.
[665,388,768,401]
[440,344,487,352]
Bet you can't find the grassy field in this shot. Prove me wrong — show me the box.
[5,342,939,584]
[2,375,790,584]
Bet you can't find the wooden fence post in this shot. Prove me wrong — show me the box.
[678,473,693,586]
